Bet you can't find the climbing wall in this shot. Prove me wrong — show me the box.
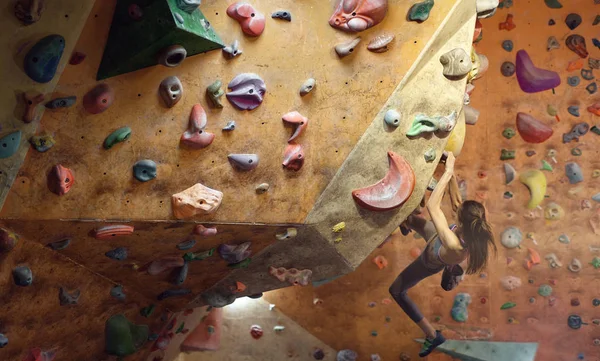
[263,0,600,360]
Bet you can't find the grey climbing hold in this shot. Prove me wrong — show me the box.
[271,10,291,21]
[501,61,515,77]
[46,96,76,109]
[384,109,401,128]
[504,163,516,184]
[587,82,597,94]
[223,40,242,59]
[568,76,580,87]
[593,193,600,202]
[558,234,570,244]
[568,258,582,272]
[525,150,536,157]
[547,36,560,51]
[202,289,236,308]
[256,183,269,194]
[157,289,191,300]
[337,349,358,361]
[502,40,513,52]
[13,266,33,286]
[563,123,589,143]
[110,285,126,301]
[177,238,196,251]
[0,131,22,159]
[173,262,188,286]
[105,247,128,261]
[424,148,436,162]
[222,120,236,131]
[568,105,580,117]
[565,13,582,30]
[275,228,297,240]
[501,227,522,248]
[174,12,184,24]
[581,69,594,80]
[228,154,259,171]
[159,76,183,108]
[299,78,316,96]
[0,334,7,348]
[176,0,201,13]
[133,160,157,182]
[48,238,71,250]
[565,162,584,184]
[335,37,361,58]
[439,48,472,79]
[218,242,251,264]
[59,287,81,305]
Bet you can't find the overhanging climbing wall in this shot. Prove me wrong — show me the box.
[1,0,478,359]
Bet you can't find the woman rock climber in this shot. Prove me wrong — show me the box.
[389,152,496,357]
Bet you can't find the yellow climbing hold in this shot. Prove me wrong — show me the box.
[519,170,547,209]
[332,222,346,233]
[445,110,466,157]
[334,237,343,244]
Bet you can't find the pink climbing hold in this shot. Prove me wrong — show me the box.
[47,164,74,196]
[516,112,553,143]
[250,325,263,339]
[226,2,266,37]
[22,348,56,361]
[282,111,309,143]
[83,84,114,114]
[515,50,561,93]
[269,266,312,286]
[329,0,388,32]
[282,143,305,171]
[180,308,223,352]
[145,256,185,275]
[193,224,217,237]
[180,104,214,149]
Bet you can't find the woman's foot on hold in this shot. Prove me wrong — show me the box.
[419,330,445,357]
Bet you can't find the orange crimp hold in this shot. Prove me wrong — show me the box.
[523,248,541,270]
[567,58,584,71]
[587,103,600,116]
[373,255,388,269]
[499,14,516,31]
[230,281,246,293]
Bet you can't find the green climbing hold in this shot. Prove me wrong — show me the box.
[503,191,513,199]
[371,330,378,337]
[538,284,553,297]
[408,0,435,23]
[500,149,515,160]
[541,160,553,171]
[591,126,600,135]
[502,128,516,139]
[571,148,582,156]
[544,0,562,9]
[207,325,215,334]
[0,131,22,159]
[501,302,517,310]
[183,248,215,262]
[140,304,155,318]
[103,127,132,149]
[105,314,149,357]
[385,316,391,322]
[433,315,442,322]
[591,257,600,269]
[176,322,185,334]
[229,258,251,269]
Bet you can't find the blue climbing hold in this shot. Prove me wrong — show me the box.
[568,105,580,117]
[593,298,600,306]
[593,193,600,202]
[0,131,22,159]
[24,35,65,83]
[567,76,580,87]
[177,238,196,251]
[110,285,126,301]
[565,162,584,184]
[157,288,191,300]
[502,40,514,52]
[594,38,600,49]
[451,293,471,322]
[0,334,7,348]
[12,265,33,286]
[568,314,584,329]
[105,247,128,261]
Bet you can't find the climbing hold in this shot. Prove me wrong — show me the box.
[594,169,600,178]
[226,73,266,110]
[105,314,149,357]
[504,163,516,185]
[501,227,522,248]
[352,151,415,212]
[519,170,546,209]
[384,109,401,128]
[275,228,297,241]
[476,0,499,18]
[500,276,522,290]
[329,0,388,31]
[110,285,126,301]
[332,222,346,233]
[368,34,395,53]
[299,78,316,96]
[221,120,236,131]
[502,128,516,139]
[587,82,598,94]
[69,51,86,65]
[407,111,457,136]
[582,69,595,81]
[499,13,516,31]
[451,293,471,322]
[83,84,114,114]
[132,160,157,182]
[183,248,215,262]
[218,242,251,265]
[373,255,388,269]
[0,131,22,159]
[590,257,600,269]
[206,80,224,108]
[547,36,560,51]
[255,183,269,194]
[223,40,242,59]
[590,58,600,69]
[105,247,128,261]
[177,238,196,251]
[547,105,558,117]
[22,92,44,124]
[47,164,74,196]
[272,10,291,21]
[93,225,134,239]
[501,61,515,77]
[439,48,472,80]
[501,302,516,310]
[227,2,266,36]
[176,0,200,13]
[568,258,582,272]
[500,149,515,160]
[103,127,131,150]
[567,58,584,72]
[594,299,600,307]
[159,76,183,108]
[202,289,236,308]
[504,191,513,199]
[563,123,589,143]
[461,105,478,126]
[558,234,570,244]
[13,265,33,286]
[228,154,259,171]
[565,162,583,184]
[544,0,562,8]
[545,202,564,221]
[568,315,584,329]
[502,40,513,52]
[545,253,562,268]
[516,112,553,143]
[147,256,185,275]
[589,103,600,116]
[515,50,561,93]
[568,106,580,117]
[593,193,600,202]
[128,4,143,20]
[408,0,434,23]
[24,34,65,83]
[282,143,305,171]
[47,238,70,250]
[565,13,582,30]
[193,225,217,237]
[548,19,555,25]
[173,262,189,286]
[538,284,553,297]
[250,325,263,339]
[269,266,312,286]
[157,45,187,67]
[22,348,56,361]
[566,35,588,58]
[594,38,600,49]
[0,228,18,254]
[157,289,191,300]
[541,160,553,171]
[337,349,358,361]
[46,96,76,109]
[181,104,215,149]
[14,0,44,25]
[59,287,80,305]
[0,333,7,348]
[335,37,361,58]
[568,76,581,87]
[139,304,155,318]
[424,148,436,162]
[282,111,309,142]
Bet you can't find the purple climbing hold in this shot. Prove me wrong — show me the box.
[501,61,515,77]
[565,13,582,30]
[515,50,561,93]
[226,73,266,110]
[565,162,583,184]
[218,242,252,265]
[313,348,325,360]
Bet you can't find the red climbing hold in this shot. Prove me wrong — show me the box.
[92,225,134,239]
[47,164,74,196]
[499,14,516,31]
[373,255,388,269]
[181,104,214,149]
[282,143,305,171]
[83,84,114,114]
[352,151,416,212]
[22,348,56,361]
[516,112,553,143]
[226,2,266,37]
[69,51,86,65]
[250,325,263,339]
[181,308,223,351]
[282,111,309,143]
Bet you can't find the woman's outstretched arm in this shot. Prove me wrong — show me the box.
[426,153,464,251]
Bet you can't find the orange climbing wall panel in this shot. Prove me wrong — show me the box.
[265,1,600,360]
